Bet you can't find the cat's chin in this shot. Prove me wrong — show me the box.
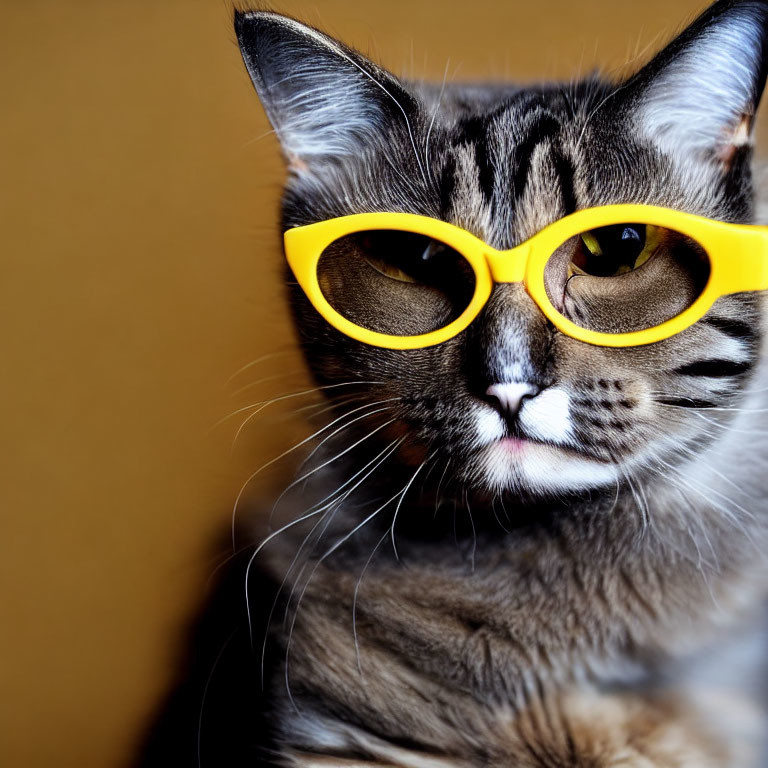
[476,437,618,496]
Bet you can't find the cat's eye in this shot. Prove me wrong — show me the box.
[570,224,655,277]
[316,229,476,336]
[357,232,450,284]
[544,223,711,334]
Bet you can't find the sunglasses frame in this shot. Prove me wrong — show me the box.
[283,204,768,349]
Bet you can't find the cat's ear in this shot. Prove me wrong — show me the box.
[234,11,415,169]
[623,0,768,166]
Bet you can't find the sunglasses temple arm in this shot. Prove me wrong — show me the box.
[716,225,768,294]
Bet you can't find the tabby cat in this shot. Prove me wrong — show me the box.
[139,1,768,766]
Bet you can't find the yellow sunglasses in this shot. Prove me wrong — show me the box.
[284,204,768,349]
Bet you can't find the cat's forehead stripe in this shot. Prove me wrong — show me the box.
[440,96,578,247]
[454,114,495,206]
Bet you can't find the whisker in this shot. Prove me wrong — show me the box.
[197,629,237,768]
[491,495,512,534]
[232,408,397,548]
[271,435,406,527]
[262,438,404,682]
[233,396,398,455]
[352,530,389,677]
[212,380,387,430]
[282,490,401,715]
[293,394,369,419]
[654,456,757,539]
[283,462,433,713]
[225,350,295,385]
[668,470,754,549]
[692,410,768,436]
[643,462,722,600]
[434,457,451,512]
[278,442,406,631]
[619,465,649,536]
[498,494,513,527]
[667,483,720,577]
[243,506,326,649]
[229,370,307,397]
[282,416,400,501]
[390,455,434,560]
[259,508,334,686]
[465,494,477,572]
[205,543,256,593]
[295,399,401,473]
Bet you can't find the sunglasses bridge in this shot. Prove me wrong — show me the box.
[484,242,531,283]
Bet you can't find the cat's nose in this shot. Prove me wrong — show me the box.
[485,382,540,419]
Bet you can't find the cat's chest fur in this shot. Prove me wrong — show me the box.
[263,464,768,766]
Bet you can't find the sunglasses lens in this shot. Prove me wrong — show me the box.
[317,229,477,336]
[543,222,710,334]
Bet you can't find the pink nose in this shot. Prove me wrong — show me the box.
[485,382,540,417]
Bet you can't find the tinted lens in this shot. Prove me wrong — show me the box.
[543,222,710,334]
[317,229,477,336]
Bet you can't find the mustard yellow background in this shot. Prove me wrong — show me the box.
[3,1,764,766]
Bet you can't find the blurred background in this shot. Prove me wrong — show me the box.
[2,0,765,765]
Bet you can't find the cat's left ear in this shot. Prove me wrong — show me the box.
[234,10,418,172]
[622,0,768,167]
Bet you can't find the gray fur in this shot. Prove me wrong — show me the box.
[234,2,768,765]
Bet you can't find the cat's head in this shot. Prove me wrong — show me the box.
[235,1,768,502]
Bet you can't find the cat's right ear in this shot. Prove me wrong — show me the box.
[619,0,768,168]
[234,11,416,171]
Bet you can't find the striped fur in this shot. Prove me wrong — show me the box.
[171,2,768,766]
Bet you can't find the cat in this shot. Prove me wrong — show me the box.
[137,1,768,766]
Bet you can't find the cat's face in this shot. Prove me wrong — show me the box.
[236,2,767,500]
